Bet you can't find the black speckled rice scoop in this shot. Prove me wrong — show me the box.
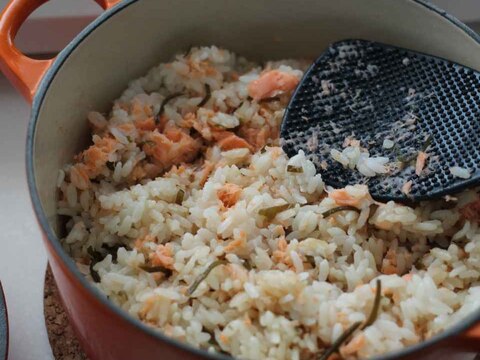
[281,40,480,203]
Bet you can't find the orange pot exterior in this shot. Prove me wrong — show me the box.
[42,228,480,360]
[1,0,480,359]
[0,0,119,102]
[43,234,204,360]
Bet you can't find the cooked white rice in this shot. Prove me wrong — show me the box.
[330,146,389,177]
[58,46,480,359]
[450,166,471,180]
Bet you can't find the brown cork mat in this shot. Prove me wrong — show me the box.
[44,265,88,360]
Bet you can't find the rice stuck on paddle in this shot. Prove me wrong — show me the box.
[58,46,480,359]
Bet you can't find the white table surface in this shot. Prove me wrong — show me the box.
[0,75,54,360]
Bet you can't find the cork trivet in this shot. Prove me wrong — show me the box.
[44,265,89,360]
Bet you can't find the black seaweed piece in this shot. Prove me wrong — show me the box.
[139,265,172,277]
[361,279,382,329]
[198,84,212,107]
[187,260,228,296]
[156,92,184,123]
[287,165,303,173]
[322,206,360,218]
[258,204,292,221]
[317,322,362,360]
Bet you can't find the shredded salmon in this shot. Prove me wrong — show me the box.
[382,287,393,298]
[330,189,361,207]
[139,297,155,319]
[117,102,129,112]
[343,137,361,148]
[163,324,174,337]
[243,313,252,326]
[238,126,273,151]
[402,180,413,195]
[415,151,429,176]
[213,130,253,152]
[165,165,186,177]
[118,123,135,133]
[143,125,201,171]
[211,130,231,141]
[70,164,91,190]
[134,234,155,249]
[340,334,366,357]
[273,249,292,267]
[83,146,108,173]
[218,134,253,151]
[156,115,169,132]
[178,112,196,127]
[80,136,117,177]
[130,164,147,181]
[217,183,242,208]
[164,125,185,142]
[326,354,342,360]
[185,59,217,77]
[143,163,163,179]
[185,114,214,141]
[150,243,175,270]
[198,161,215,187]
[382,265,397,276]
[381,248,398,275]
[336,311,348,325]
[392,291,401,303]
[96,136,117,150]
[135,117,156,131]
[131,101,143,116]
[460,198,480,223]
[219,334,230,344]
[272,237,294,267]
[131,100,153,119]
[224,238,245,253]
[224,231,248,255]
[273,224,286,237]
[226,262,248,282]
[278,237,288,251]
[248,70,299,101]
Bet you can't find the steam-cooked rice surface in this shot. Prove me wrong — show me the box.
[58,47,480,359]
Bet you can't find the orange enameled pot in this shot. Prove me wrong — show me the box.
[1,0,480,359]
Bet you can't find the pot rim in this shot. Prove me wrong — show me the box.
[26,1,480,359]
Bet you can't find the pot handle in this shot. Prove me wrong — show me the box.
[0,0,122,103]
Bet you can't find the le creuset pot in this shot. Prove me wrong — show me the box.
[1,0,480,359]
